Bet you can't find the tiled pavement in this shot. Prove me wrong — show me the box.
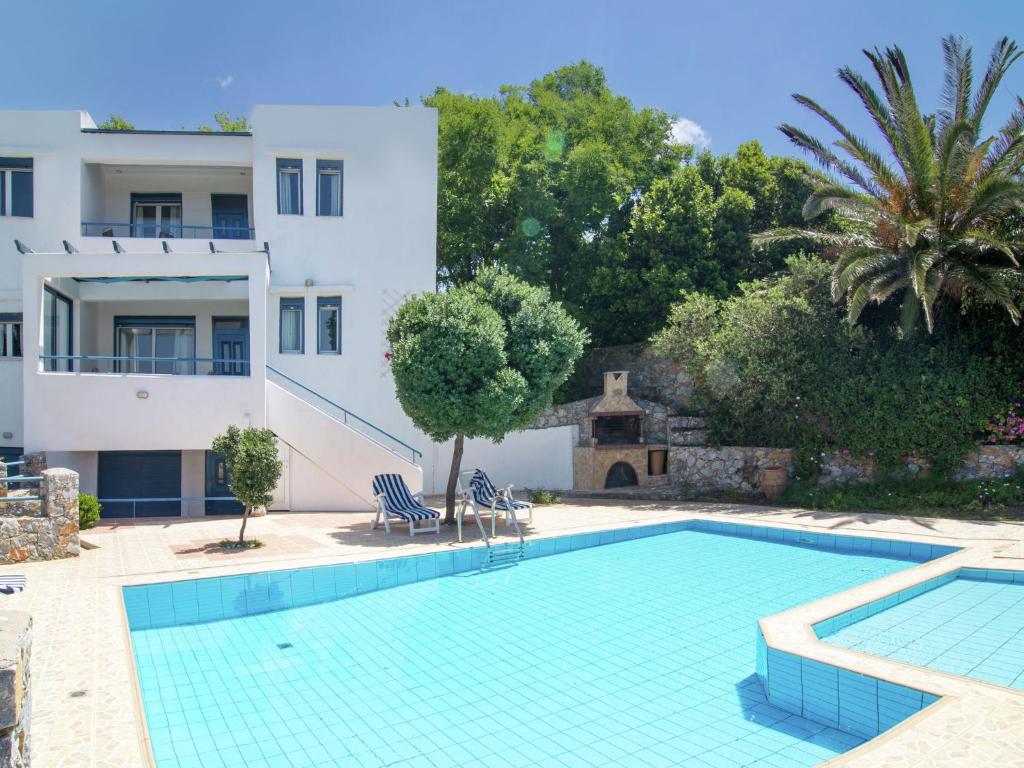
[4,499,1024,766]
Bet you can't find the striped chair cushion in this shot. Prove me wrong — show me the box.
[0,575,26,594]
[372,474,438,521]
[470,470,531,511]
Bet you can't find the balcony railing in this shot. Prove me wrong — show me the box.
[81,222,255,240]
[40,355,250,376]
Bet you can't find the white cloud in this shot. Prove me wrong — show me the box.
[670,117,711,150]
[216,74,235,90]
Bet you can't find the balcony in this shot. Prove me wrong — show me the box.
[80,162,255,245]
[22,249,269,452]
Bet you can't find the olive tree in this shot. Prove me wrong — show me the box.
[211,425,283,544]
[387,268,588,522]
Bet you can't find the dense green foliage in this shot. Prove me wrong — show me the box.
[78,493,101,530]
[780,472,1024,519]
[211,425,282,543]
[388,268,586,519]
[653,257,1024,477]
[96,115,134,130]
[427,62,820,346]
[759,36,1024,334]
[198,112,251,132]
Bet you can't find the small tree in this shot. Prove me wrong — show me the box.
[199,112,251,132]
[211,426,282,544]
[388,268,588,522]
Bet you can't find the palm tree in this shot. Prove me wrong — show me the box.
[757,36,1024,333]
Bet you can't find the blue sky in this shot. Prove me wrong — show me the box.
[5,0,1022,157]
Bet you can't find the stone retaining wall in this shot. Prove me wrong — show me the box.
[0,464,79,563]
[670,447,793,493]
[0,612,30,767]
[670,445,1024,495]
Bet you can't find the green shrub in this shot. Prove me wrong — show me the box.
[779,472,1024,519]
[79,494,101,530]
[652,256,1024,478]
[527,488,561,505]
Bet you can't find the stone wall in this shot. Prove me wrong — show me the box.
[0,612,30,767]
[957,445,1024,480]
[0,465,79,564]
[670,447,793,493]
[562,343,694,413]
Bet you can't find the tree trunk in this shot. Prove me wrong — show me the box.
[445,433,464,525]
[238,506,250,544]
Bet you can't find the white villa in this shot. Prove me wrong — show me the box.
[0,105,438,517]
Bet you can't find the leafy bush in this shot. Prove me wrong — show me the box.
[78,493,101,530]
[527,489,561,505]
[652,256,1024,477]
[779,472,1024,520]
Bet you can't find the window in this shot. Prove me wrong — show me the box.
[43,287,72,372]
[0,158,33,218]
[316,160,343,216]
[317,296,341,354]
[115,317,196,374]
[276,159,303,215]
[130,193,182,238]
[279,298,304,354]
[0,313,21,358]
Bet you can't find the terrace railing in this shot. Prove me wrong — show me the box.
[0,461,43,504]
[97,496,241,518]
[40,355,250,376]
[81,222,255,240]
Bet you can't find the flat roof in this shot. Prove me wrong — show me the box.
[81,128,251,137]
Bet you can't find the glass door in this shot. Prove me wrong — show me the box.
[132,203,181,238]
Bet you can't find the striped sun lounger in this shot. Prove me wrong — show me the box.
[371,474,441,537]
[469,469,534,524]
[0,575,26,594]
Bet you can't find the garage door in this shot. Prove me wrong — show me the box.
[98,451,182,518]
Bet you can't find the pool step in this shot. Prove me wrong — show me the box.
[483,543,524,568]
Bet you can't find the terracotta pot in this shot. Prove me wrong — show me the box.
[760,465,788,500]
[648,449,667,476]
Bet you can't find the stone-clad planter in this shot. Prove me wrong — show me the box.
[0,612,30,767]
[0,466,79,564]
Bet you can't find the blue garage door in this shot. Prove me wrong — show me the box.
[98,451,182,518]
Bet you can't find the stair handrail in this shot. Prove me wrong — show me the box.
[266,364,422,464]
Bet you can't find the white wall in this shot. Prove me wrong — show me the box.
[253,105,439,486]
[426,426,576,495]
[0,360,23,449]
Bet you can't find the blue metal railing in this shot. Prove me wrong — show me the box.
[0,460,42,503]
[81,222,255,239]
[266,364,422,464]
[97,496,241,518]
[40,355,250,376]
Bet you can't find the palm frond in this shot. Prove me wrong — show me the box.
[802,185,881,220]
[938,35,972,130]
[972,37,1023,128]
[752,227,863,250]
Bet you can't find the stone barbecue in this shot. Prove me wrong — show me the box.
[572,371,670,491]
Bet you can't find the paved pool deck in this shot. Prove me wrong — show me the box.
[4,498,1024,767]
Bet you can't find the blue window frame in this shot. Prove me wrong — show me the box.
[279,298,304,354]
[316,160,343,217]
[114,316,196,374]
[317,296,341,354]
[0,157,33,218]
[276,159,303,215]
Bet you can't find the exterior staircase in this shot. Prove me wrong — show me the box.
[669,416,708,447]
[265,366,422,510]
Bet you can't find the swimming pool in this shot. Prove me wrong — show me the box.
[821,567,1024,691]
[125,522,949,768]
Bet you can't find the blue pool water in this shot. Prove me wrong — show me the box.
[824,569,1024,690]
[129,528,928,768]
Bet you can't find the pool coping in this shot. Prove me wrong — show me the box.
[116,512,1024,768]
